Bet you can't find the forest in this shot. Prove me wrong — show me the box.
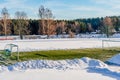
[0,6,120,39]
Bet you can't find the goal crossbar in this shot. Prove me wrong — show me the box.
[102,40,120,48]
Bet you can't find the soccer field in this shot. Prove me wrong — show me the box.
[0,38,120,52]
[0,38,120,80]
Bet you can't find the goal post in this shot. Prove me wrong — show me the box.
[102,40,120,50]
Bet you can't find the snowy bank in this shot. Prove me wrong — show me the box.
[107,53,120,66]
[0,57,120,80]
[0,57,107,72]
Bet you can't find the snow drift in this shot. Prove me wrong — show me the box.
[1,57,120,80]
[0,57,107,72]
[107,53,120,66]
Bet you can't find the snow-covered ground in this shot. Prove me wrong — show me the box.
[0,38,120,80]
[107,54,120,65]
[0,69,118,80]
[0,38,120,52]
[0,57,120,80]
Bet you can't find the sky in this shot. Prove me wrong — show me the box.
[0,0,120,20]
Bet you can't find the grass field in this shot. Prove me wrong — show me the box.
[7,48,119,63]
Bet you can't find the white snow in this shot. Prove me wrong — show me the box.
[0,38,120,80]
[0,38,102,52]
[0,57,120,80]
[0,38,120,52]
[0,69,117,80]
[107,53,120,65]
[0,57,107,72]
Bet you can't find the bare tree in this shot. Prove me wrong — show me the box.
[68,29,75,38]
[38,5,55,38]
[0,7,11,38]
[74,21,80,34]
[60,21,66,36]
[15,11,29,39]
[103,17,115,37]
[56,21,66,37]
[87,23,93,33]
[38,5,46,35]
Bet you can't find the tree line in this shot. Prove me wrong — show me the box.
[0,6,120,39]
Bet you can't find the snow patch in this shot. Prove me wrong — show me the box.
[0,65,9,72]
[0,57,107,72]
[81,57,107,68]
[107,53,120,65]
[87,67,120,78]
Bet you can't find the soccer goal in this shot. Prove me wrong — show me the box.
[102,39,120,51]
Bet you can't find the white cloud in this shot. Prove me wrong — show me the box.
[0,0,38,19]
[0,0,26,9]
[0,0,120,19]
[70,5,101,12]
[91,0,120,9]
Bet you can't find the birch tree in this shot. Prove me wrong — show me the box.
[103,17,114,37]
[38,5,55,38]
[0,7,11,38]
[15,11,29,39]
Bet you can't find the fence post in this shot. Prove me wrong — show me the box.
[102,40,104,49]
[17,46,19,61]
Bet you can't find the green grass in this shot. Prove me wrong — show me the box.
[9,48,120,62]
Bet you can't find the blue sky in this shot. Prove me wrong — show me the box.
[0,0,120,19]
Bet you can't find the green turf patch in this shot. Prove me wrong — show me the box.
[9,48,120,62]
[0,48,120,65]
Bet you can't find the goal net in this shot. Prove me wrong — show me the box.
[102,39,120,51]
